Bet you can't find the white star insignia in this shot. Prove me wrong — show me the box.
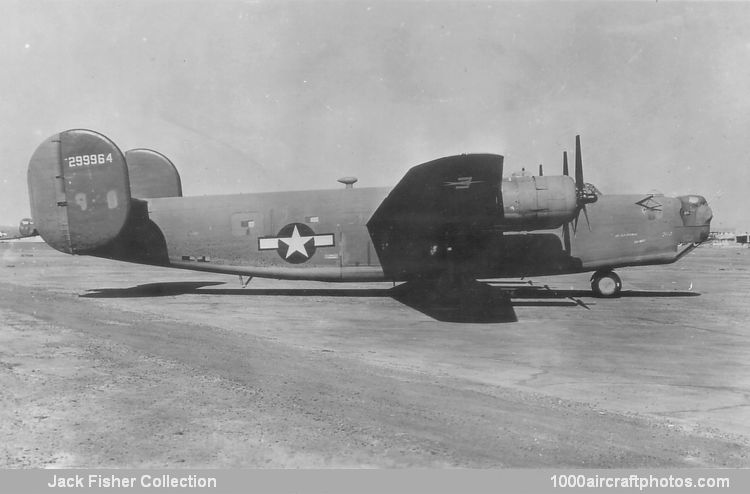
[279,225,313,258]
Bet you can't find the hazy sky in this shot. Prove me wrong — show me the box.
[2,0,749,229]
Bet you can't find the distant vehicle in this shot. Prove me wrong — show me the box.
[0,218,37,240]
[19,218,37,237]
[26,129,712,298]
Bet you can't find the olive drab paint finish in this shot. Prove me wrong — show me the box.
[500,175,578,229]
[125,149,183,199]
[145,186,389,281]
[367,154,504,280]
[25,129,713,297]
[28,130,131,254]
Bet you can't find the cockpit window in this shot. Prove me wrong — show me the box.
[584,183,602,197]
[688,195,706,206]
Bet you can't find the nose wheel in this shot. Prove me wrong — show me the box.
[591,270,622,298]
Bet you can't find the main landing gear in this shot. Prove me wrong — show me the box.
[590,270,622,298]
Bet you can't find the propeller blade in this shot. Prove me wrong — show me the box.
[572,206,592,235]
[570,135,595,235]
[575,135,583,189]
[582,205,591,232]
[563,151,569,176]
[539,164,543,176]
[563,222,571,254]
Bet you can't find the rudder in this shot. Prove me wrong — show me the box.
[28,129,132,254]
[125,148,182,198]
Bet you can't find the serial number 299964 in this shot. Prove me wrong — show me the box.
[66,153,114,167]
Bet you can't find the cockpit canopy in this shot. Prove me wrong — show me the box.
[583,183,602,197]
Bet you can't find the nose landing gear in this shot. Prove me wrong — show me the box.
[591,270,622,298]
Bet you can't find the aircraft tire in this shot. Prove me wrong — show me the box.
[590,271,622,298]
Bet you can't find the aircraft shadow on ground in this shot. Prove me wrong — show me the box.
[80,280,700,324]
[488,284,701,299]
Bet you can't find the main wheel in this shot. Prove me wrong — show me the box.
[591,271,622,298]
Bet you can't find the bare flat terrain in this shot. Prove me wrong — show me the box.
[1,241,749,468]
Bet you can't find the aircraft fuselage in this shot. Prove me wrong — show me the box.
[26,130,713,292]
[134,187,710,282]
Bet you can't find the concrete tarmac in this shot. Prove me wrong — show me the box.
[1,241,749,467]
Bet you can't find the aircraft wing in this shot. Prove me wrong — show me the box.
[366,154,503,281]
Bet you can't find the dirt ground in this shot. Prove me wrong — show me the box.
[1,241,749,468]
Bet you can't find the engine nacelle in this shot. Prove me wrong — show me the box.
[499,175,578,230]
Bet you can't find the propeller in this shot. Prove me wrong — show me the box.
[538,164,543,176]
[562,212,572,254]
[573,135,597,233]
[562,151,571,253]
[562,136,598,255]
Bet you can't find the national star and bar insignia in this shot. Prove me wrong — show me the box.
[442,176,485,190]
[258,223,335,264]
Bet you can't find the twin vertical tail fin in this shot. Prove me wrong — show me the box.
[27,129,182,257]
[124,148,183,199]
[28,130,132,254]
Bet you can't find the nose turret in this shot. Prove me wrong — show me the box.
[677,195,712,242]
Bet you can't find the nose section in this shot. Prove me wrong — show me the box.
[697,203,713,226]
[695,204,712,242]
[677,195,712,242]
